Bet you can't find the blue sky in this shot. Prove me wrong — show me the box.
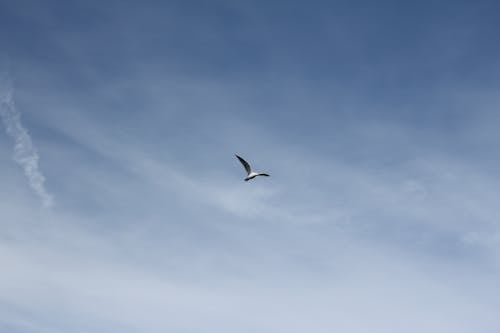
[1,1,500,332]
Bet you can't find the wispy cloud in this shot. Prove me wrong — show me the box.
[0,73,53,207]
[1,1,500,331]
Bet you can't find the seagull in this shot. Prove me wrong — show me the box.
[235,154,270,181]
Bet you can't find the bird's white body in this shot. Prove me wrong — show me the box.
[245,172,266,181]
[235,155,270,181]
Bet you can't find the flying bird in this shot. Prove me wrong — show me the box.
[235,154,270,181]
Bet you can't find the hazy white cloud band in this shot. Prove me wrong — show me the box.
[0,76,53,207]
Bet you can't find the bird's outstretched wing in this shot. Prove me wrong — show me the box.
[235,154,252,175]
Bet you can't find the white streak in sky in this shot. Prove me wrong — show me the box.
[0,75,53,207]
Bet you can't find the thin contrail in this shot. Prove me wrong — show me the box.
[0,74,54,207]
